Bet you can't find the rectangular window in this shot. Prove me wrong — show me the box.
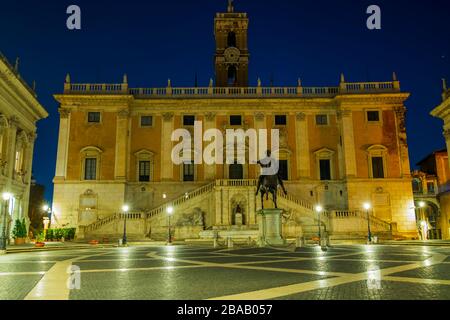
[183,115,195,126]
[140,116,153,127]
[319,159,331,181]
[84,158,97,180]
[316,115,328,126]
[367,111,380,122]
[139,161,151,182]
[372,157,385,178]
[275,115,287,126]
[88,112,101,123]
[183,162,195,182]
[279,160,288,181]
[230,115,242,126]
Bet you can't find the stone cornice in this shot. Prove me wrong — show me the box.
[54,94,134,108]
[0,57,48,121]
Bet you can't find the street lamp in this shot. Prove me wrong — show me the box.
[122,205,129,246]
[167,206,174,245]
[0,192,13,252]
[363,202,372,243]
[42,204,52,229]
[417,201,427,240]
[315,205,323,242]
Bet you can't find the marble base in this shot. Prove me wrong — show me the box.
[257,209,285,246]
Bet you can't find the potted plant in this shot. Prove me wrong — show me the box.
[12,219,27,245]
[35,231,45,247]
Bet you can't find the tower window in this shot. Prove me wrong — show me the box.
[84,158,97,180]
[228,66,237,86]
[183,115,195,126]
[227,32,237,47]
[275,115,287,126]
[230,115,242,126]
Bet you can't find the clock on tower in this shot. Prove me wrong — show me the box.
[214,1,249,87]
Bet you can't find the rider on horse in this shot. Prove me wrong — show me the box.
[255,150,288,196]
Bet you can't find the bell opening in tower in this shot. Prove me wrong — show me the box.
[227,31,237,48]
[228,66,237,86]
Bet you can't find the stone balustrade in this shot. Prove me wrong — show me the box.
[63,81,401,98]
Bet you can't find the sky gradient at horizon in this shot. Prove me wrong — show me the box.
[0,0,449,201]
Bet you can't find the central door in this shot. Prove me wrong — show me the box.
[229,162,244,179]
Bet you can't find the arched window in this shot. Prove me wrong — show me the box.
[228,66,237,86]
[227,32,237,47]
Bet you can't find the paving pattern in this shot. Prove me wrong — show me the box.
[0,244,449,300]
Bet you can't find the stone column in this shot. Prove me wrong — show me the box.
[161,113,174,181]
[5,116,18,179]
[55,109,71,180]
[215,187,223,226]
[295,112,310,179]
[444,130,450,171]
[394,106,412,178]
[114,109,129,180]
[338,110,357,178]
[204,112,216,180]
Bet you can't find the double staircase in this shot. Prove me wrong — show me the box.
[78,180,393,241]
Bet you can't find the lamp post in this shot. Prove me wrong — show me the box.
[418,201,427,240]
[0,192,12,252]
[167,206,174,245]
[315,205,323,242]
[363,202,372,243]
[122,205,129,246]
[42,204,52,228]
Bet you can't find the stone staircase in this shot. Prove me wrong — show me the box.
[79,182,215,239]
[78,179,393,241]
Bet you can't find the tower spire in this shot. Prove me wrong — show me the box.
[227,0,234,13]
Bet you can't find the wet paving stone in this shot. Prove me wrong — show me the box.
[0,262,55,273]
[389,264,450,280]
[276,280,450,300]
[69,267,331,300]
[246,259,408,274]
[76,259,195,271]
[0,275,44,300]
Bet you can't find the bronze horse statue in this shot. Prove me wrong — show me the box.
[257,174,287,209]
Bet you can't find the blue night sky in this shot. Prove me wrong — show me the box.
[0,0,449,202]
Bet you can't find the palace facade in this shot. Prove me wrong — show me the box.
[0,53,48,242]
[52,3,417,241]
[430,80,450,240]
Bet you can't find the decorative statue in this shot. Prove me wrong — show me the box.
[255,150,288,209]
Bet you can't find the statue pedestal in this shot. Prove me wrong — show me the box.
[257,209,285,246]
[235,213,243,226]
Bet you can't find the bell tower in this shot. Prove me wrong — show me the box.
[214,0,249,87]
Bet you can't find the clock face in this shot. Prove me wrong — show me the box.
[224,47,240,63]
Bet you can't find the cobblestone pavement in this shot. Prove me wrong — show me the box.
[0,244,449,300]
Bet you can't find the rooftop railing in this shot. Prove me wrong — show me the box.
[63,80,401,99]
